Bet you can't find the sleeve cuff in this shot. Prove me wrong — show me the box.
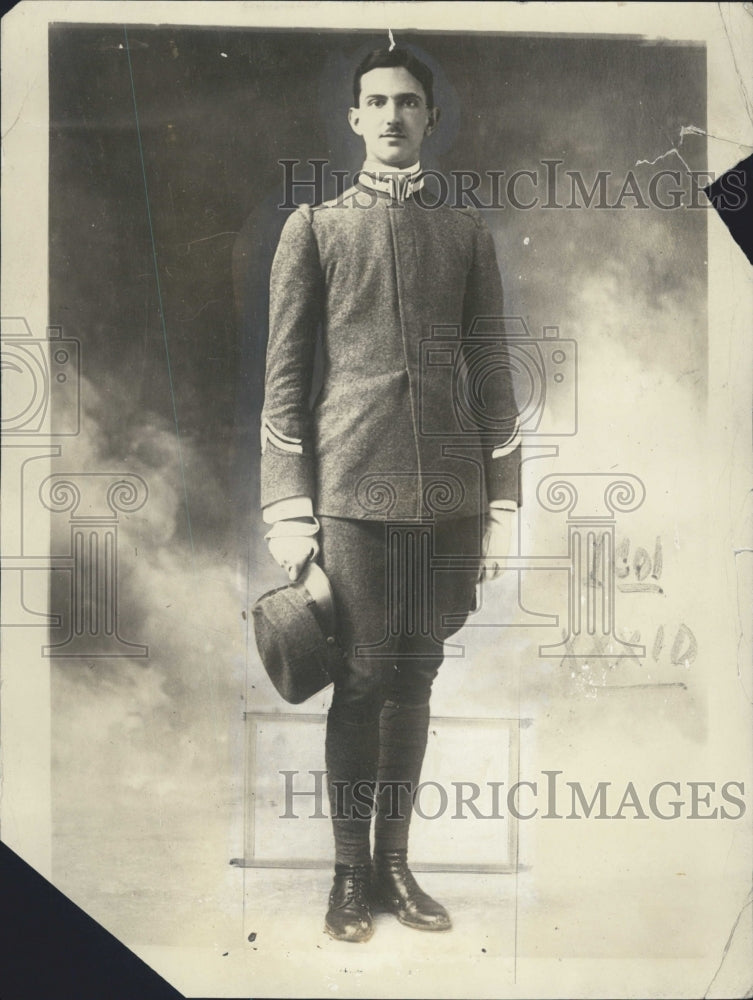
[262,495,314,524]
[489,499,518,512]
[264,517,320,541]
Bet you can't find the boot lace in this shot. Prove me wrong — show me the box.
[344,871,370,907]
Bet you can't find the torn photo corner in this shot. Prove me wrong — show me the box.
[1,2,752,998]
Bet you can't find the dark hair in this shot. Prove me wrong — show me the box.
[352,47,435,108]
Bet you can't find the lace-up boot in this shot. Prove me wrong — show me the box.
[372,849,451,931]
[324,863,374,942]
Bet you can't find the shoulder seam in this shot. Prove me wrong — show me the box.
[311,185,362,212]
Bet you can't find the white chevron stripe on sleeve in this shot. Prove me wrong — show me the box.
[261,418,303,455]
[491,417,522,459]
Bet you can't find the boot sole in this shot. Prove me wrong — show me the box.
[371,895,452,931]
[324,920,375,943]
[394,911,452,932]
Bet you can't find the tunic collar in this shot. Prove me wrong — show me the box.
[357,160,424,203]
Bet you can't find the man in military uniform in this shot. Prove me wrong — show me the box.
[261,45,522,942]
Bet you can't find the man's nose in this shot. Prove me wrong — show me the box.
[383,100,403,123]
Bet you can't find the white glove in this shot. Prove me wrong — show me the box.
[478,508,514,583]
[265,517,320,582]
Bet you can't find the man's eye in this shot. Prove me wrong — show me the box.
[403,98,419,107]
[368,98,385,107]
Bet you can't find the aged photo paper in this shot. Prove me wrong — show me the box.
[2,1,752,997]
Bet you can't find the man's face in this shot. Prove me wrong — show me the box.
[348,66,438,169]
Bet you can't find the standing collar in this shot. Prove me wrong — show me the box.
[357,160,424,203]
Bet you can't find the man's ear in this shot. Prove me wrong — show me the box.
[348,106,364,137]
[425,106,441,135]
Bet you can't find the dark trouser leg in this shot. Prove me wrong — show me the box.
[373,701,430,853]
[371,517,479,930]
[324,706,379,867]
[319,517,395,867]
[371,659,451,931]
[374,514,479,855]
[319,515,479,934]
[373,660,439,853]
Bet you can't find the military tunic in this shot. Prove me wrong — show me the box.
[260,180,522,522]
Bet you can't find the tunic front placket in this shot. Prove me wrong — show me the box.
[385,197,424,520]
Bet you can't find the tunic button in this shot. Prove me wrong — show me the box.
[326,636,336,645]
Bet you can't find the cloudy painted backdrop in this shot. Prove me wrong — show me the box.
[48,25,712,952]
